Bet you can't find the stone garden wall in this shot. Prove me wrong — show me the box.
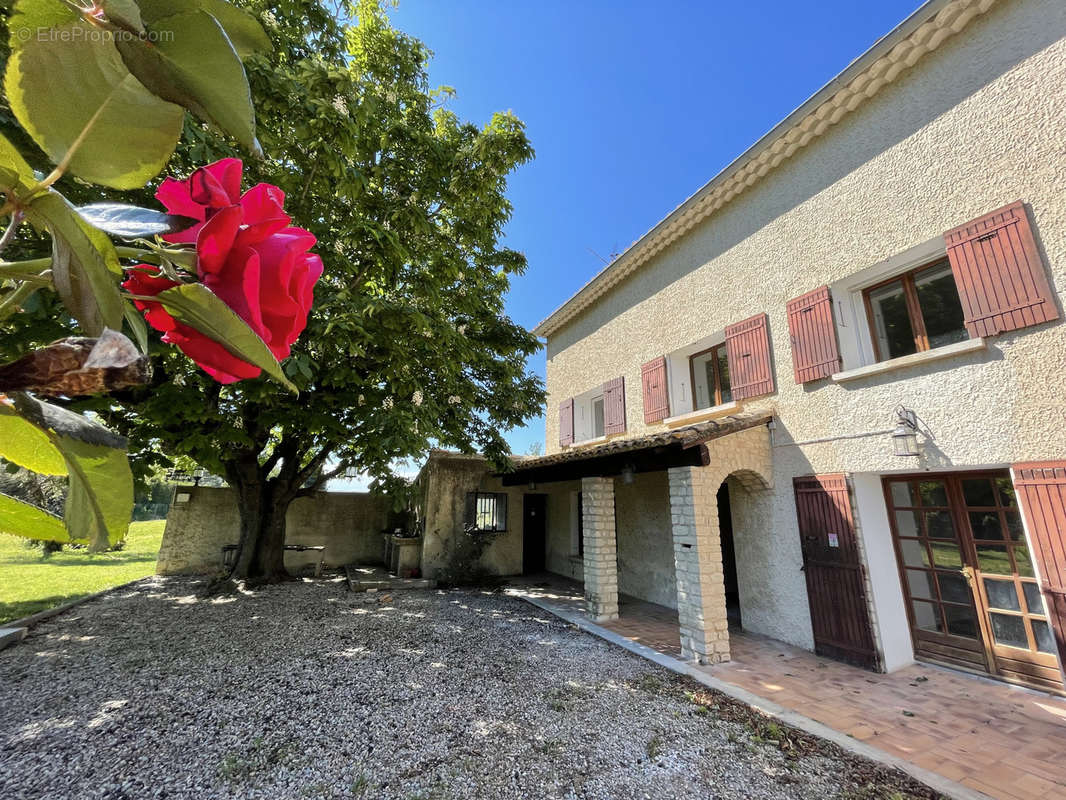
[156,486,392,575]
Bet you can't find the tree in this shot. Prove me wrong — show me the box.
[70,0,542,582]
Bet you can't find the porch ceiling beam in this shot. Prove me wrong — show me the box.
[499,443,709,486]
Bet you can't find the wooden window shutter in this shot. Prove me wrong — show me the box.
[725,312,775,400]
[559,398,574,446]
[944,201,1059,338]
[1013,462,1066,665]
[641,357,669,423]
[602,376,626,435]
[786,286,840,383]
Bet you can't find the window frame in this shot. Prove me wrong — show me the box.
[688,343,730,411]
[464,491,508,533]
[861,257,967,363]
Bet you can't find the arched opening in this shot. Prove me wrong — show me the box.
[717,481,742,630]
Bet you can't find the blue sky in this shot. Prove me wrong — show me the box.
[389,0,924,457]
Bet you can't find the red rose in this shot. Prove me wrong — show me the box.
[124,159,322,384]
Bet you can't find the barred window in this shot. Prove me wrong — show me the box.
[464,492,508,533]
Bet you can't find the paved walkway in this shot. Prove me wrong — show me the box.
[509,576,1066,800]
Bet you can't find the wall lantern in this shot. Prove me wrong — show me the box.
[892,407,920,457]
[621,464,636,484]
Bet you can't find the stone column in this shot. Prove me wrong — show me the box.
[668,465,729,664]
[581,476,619,622]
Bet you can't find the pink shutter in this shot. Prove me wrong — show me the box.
[558,398,574,446]
[787,286,840,383]
[602,376,626,435]
[725,312,775,400]
[944,201,1059,338]
[1013,462,1066,666]
[641,357,670,423]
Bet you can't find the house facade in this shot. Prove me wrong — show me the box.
[494,0,1066,694]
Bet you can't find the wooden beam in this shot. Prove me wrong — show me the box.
[499,443,709,487]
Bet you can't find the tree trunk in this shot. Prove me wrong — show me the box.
[227,458,296,584]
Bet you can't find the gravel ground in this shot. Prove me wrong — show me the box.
[0,577,940,800]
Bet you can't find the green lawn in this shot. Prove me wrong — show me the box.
[0,520,166,625]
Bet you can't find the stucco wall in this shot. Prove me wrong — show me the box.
[157,487,392,575]
[615,471,677,608]
[417,454,525,580]
[545,479,583,581]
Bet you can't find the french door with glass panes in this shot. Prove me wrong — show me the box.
[884,472,1063,693]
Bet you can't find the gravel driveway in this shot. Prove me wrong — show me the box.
[0,577,938,800]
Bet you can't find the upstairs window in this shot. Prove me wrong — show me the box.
[591,395,605,438]
[464,492,507,533]
[689,344,732,410]
[864,258,968,362]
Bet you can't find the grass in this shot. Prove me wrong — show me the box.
[0,520,166,625]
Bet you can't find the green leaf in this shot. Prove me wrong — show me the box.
[123,301,150,353]
[0,493,70,544]
[154,283,298,393]
[5,1,185,189]
[116,10,260,155]
[60,435,133,550]
[23,192,124,335]
[0,131,36,190]
[0,404,68,476]
[135,0,272,59]
[100,0,144,33]
[11,393,132,550]
[76,203,196,239]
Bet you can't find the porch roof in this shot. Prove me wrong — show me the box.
[500,412,773,486]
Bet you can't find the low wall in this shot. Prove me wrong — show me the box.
[156,486,392,575]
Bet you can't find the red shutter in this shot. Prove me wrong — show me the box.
[944,201,1059,338]
[602,376,626,435]
[558,398,574,446]
[641,357,669,423]
[786,286,840,383]
[1013,461,1066,666]
[725,312,775,400]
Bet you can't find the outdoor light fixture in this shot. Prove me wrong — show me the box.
[621,464,636,484]
[892,407,920,457]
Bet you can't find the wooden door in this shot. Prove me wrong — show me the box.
[884,472,1063,692]
[794,475,878,670]
[522,494,547,575]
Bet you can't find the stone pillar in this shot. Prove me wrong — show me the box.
[668,466,729,664]
[581,476,619,622]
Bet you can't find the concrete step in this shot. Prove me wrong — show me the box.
[345,565,436,592]
[0,627,27,651]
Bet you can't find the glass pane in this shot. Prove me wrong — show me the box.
[996,477,1017,507]
[919,481,948,507]
[894,510,921,538]
[929,542,962,570]
[869,279,917,360]
[976,544,1013,575]
[717,348,732,403]
[906,569,937,600]
[944,605,979,639]
[1004,511,1024,542]
[983,578,1021,611]
[890,482,918,508]
[990,612,1029,649]
[898,538,928,568]
[962,478,996,508]
[592,397,605,438]
[1032,619,1055,655]
[926,511,955,540]
[911,600,941,632]
[914,260,969,349]
[1013,545,1035,578]
[969,511,1004,541]
[1022,583,1045,615]
[938,572,971,604]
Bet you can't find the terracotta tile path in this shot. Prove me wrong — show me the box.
[509,576,1066,800]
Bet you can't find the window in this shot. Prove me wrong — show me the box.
[464,492,507,532]
[864,258,968,362]
[689,344,731,411]
[591,396,605,438]
[571,491,584,557]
